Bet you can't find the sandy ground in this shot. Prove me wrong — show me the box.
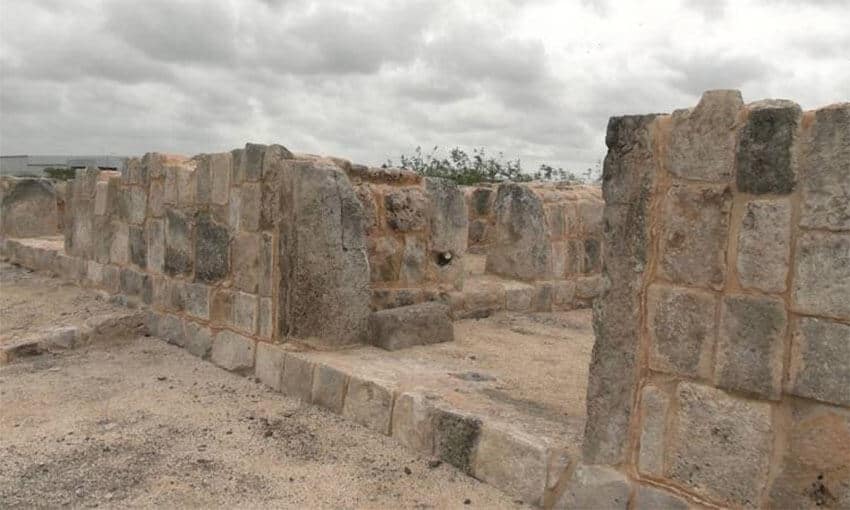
[0,263,126,345]
[0,339,528,509]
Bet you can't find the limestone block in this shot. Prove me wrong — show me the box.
[638,384,670,477]
[210,152,232,206]
[551,280,576,310]
[427,179,468,253]
[353,184,378,233]
[470,187,493,216]
[94,181,110,216]
[258,233,273,297]
[736,199,792,293]
[767,400,850,509]
[210,330,255,373]
[146,218,165,273]
[800,103,850,230]
[109,222,129,265]
[240,143,266,182]
[227,187,241,230]
[157,313,186,347]
[119,267,147,298]
[193,156,211,205]
[368,235,402,283]
[715,294,786,399]
[343,376,395,435]
[660,185,732,289]
[258,297,273,339]
[433,407,481,474]
[164,166,178,205]
[551,241,566,277]
[0,178,60,238]
[125,186,147,224]
[194,213,230,283]
[666,382,773,508]
[787,317,850,407]
[578,200,603,237]
[574,275,602,300]
[232,291,258,335]
[239,182,261,231]
[486,183,551,280]
[128,225,146,269]
[505,283,534,312]
[467,219,491,249]
[148,179,165,218]
[384,188,428,231]
[471,423,548,506]
[312,363,349,414]
[793,231,850,319]
[531,282,553,312]
[282,353,315,402]
[736,99,801,194]
[545,204,566,239]
[86,260,104,287]
[554,464,630,510]
[633,486,689,510]
[101,264,120,294]
[232,232,261,293]
[462,283,505,317]
[164,209,192,276]
[666,89,743,182]
[369,302,453,350]
[399,235,427,284]
[210,288,233,325]
[392,391,435,454]
[183,282,210,320]
[184,321,212,359]
[583,238,601,273]
[176,166,196,206]
[565,239,585,275]
[255,342,285,391]
[647,284,716,378]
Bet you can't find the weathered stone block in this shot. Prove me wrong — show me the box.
[426,178,468,257]
[574,275,602,300]
[638,384,669,477]
[433,407,481,474]
[666,382,773,508]
[145,218,165,273]
[472,423,548,506]
[155,313,185,347]
[119,267,147,297]
[194,213,230,283]
[128,225,146,269]
[282,353,315,402]
[232,291,258,334]
[368,302,453,350]
[0,178,61,238]
[164,209,192,276]
[552,280,576,310]
[736,199,791,293]
[736,100,801,194]
[666,89,743,182]
[193,156,211,205]
[368,236,401,282]
[391,391,435,454]
[184,321,212,359]
[258,233,273,297]
[148,179,165,217]
[660,185,732,289]
[486,183,551,280]
[176,166,196,206]
[787,317,850,407]
[210,152,232,206]
[399,235,426,284]
[109,222,129,265]
[647,284,716,378]
[183,282,210,320]
[715,294,786,399]
[240,143,266,182]
[554,464,630,510]
[505,283,534,312]
[384,188,428,231]
[793,231,850,319]
[799,103,850,230]
[101,264,120,294]
[343,376,395,435]
[258,297,273,339]
[239,182,261,231]
[125,186,148,224]
[227,187,241,230]
[767,400,850,509]
[551,241,566,277]
[633,486,689,510]
[312,363,349,414]
[210,288,233,325]
[255,342,285,391]
[470,187,493,216]
[232,232,260,293]
[565,239,585,275]
[210,331,255,373]
[531,282,553,312]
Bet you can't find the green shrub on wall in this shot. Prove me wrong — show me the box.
[43,167,77,181]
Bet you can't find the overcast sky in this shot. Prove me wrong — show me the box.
[1,0,848,173]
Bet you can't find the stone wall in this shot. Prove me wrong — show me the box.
[52,144,466,354]
[580,91,850,509]
[462,184,497,254]
[0,177,62,238]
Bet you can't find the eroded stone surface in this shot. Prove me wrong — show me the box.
[736,199,792,293]
[555,464,630,510]
[666,382,773,508]
[342,376,395,435]
[210,331,255,373]
[486,183,551,280]
[800,103,850,230]
[281,353,315,402]
[255,342,285,391]
[392,392,435,454]
[736,99,801,194]
[312,363,349,414]
[715,294,786,399]
[368,302,453,351]
[638,384,669,477]
[792,231,850,320]
[647,284,716,379]
[787,317,850,407]
[472,424,547,506]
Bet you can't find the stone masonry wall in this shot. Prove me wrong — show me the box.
[462,184,498,254]
[580,91,850,509]
[0,177,62,238]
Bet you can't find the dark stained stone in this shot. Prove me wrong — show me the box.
[736,100,801,194]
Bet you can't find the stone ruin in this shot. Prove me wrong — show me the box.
[1,90,848,509]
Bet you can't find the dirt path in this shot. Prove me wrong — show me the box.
[0,338,527,509]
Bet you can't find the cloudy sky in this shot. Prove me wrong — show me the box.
[1,0,848,174]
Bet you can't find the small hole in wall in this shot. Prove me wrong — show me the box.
[435,251,453,267]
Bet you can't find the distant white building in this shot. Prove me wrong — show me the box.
[0,155,128,177]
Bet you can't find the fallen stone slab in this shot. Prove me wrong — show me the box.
[368,302,454,350]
